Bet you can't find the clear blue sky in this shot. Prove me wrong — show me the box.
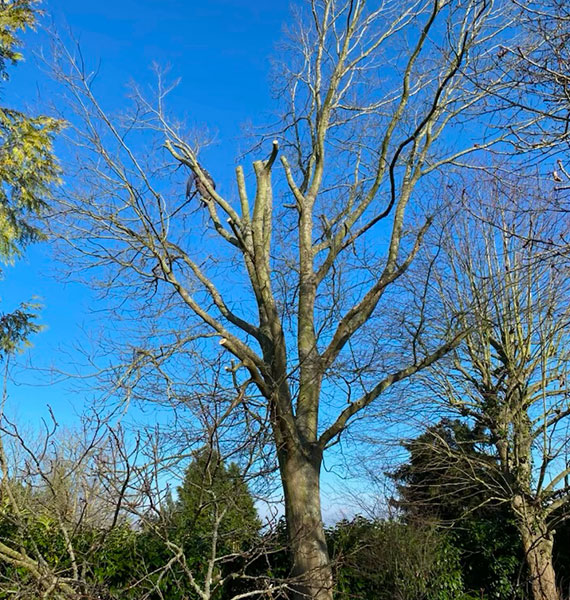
[4,0,291,426]
[3,0,423,521]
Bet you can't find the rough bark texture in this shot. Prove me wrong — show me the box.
[280,447,332,600]
[523,534,559,600]
[512,496,559,600]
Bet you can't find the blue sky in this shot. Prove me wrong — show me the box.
[4,1,411,521]
[4,0,291,425]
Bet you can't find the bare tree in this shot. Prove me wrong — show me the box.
[0,388,108,598]
[425,184,570,600]
[502,0,570,155]
[48,1,546,598]
[0,382,283,599]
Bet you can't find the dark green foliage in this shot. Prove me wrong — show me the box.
[171,447,261,559]
[117,449,263,600]
[70,450,265,600]
[81,526,140,598]
[0,301,41,355]
[0,451,263,599]
[0,498,71,597]
[391,420,526,600]
[163,447,262,597]
[0,504,142,599]
[453,517,525,600]
[262,517,291,581]
[3,436,565,600]
[328,516,465,600]
[554,519,570,599]
[391,419,500,522]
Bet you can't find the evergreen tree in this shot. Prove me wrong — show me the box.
[391,420,526,599]
[392,419,499,521]
[0,0,61,357]
[172,447,261,560]
[135,448,262,600]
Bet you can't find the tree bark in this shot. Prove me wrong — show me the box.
[279,445,333,600]
[513,497,559,600]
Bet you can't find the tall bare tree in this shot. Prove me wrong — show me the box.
[50,1,544,597]
[426,185,570,600]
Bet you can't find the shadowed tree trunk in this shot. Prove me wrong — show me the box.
[514,498,560,600]
[280,445,332,600]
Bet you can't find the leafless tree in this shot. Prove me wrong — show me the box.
[475,1,570,252]
[501,0,570,154]
[0,375,285,599]
[46,1,550,598]
[423,183,570,600]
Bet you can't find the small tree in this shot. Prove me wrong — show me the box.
[174,448,260,547]
[392,419,498,522]
[167,448,262,598]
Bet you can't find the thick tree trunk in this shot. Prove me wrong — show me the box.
[521,529,559,600]
[280,446,333,600]
[513,498,559,600]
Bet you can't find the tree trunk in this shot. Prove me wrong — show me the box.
[514,498,559,600]
[280,446,333,600]
[522,530,559,600]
